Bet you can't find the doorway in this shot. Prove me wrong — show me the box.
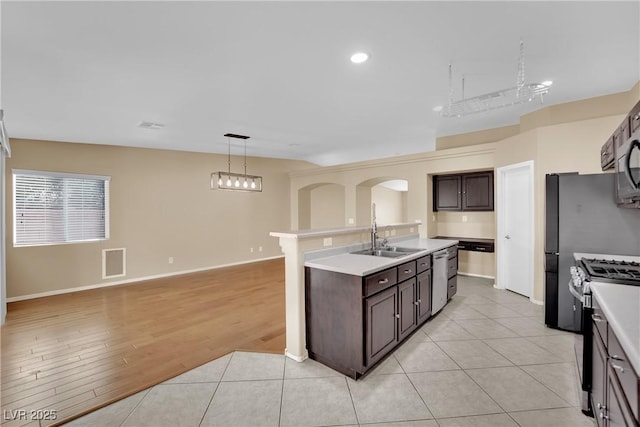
[497,161,534,299]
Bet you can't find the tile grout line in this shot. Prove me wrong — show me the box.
[277,356,286,427]
[118,387,151,427]
[197,351,234,427]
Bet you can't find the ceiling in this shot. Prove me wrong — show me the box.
[2,1,639,166]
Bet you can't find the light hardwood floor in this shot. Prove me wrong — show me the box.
[1,259,286,426]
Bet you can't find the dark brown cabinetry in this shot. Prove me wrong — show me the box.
[433,171,494,211]
[601,100,640,172]
[447,248,458,299]
[365,285,398,367]
[590,298,639,426]
[305,246,456,378]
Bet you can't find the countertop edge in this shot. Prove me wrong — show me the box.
[590,282,640,375]
[304,239,459,276]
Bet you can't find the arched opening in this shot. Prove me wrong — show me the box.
[297,183,346,230]
[356,178,408,226]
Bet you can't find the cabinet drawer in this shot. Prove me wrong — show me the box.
[447,257,458,279]
[607,324,639,421]
[397,260,417,283]
[365,268,398,297]
[471,242,494,253]
[448,247,458,259]
[416,255,431,274]
[447,276,457,299]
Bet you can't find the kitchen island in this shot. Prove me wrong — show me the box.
[304,237,458,378]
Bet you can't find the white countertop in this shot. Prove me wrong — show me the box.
[304,238,458,276]
[590,282,640,375]
[270,221,420,239]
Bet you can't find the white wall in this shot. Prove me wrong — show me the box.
[372,185,404,225]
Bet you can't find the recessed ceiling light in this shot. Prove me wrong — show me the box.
[350,52,369,64]
[433,105,443,112]
[541,80,553,86]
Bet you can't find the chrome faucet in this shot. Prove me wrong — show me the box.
[371,203,379,250]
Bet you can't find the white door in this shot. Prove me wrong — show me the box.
[1,150,6,323]
[497,161,534,299]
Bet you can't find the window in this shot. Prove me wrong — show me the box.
[13,170,110,247]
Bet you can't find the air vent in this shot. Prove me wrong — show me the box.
[138,121,165,130]
[102,248,126,279]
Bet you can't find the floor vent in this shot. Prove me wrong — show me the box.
[102,248,126,279]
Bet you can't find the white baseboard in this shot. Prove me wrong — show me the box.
[458,272,495,280]
[530,298,544,305]
[285,349,309,363]
[7,255,284,303]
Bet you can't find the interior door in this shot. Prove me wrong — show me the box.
[499,162,533,298]
[1,150,6,324]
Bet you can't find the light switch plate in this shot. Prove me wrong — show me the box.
[348,218,354,225]
[462,215,468,222]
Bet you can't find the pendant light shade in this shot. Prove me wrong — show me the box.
[211,133,263,192]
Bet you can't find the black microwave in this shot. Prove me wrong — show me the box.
[616,130,640,203]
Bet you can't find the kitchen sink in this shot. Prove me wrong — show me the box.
[350,246,422,258]
[382,246,422,254]
[350,249,407,258]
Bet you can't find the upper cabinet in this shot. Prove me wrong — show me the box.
[433,171,494,212]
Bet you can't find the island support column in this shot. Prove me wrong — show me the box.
[277,236,308,362]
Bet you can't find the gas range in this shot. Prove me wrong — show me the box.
[580,257,640,286]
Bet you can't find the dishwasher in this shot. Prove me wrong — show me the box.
[432,248,449,314]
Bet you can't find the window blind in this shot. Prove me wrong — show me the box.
[13,170,110,247]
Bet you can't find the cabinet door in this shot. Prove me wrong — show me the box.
[365,286,398,367]
[592,327,608,426]
[462,172,494,211]
[606,365,636,427]
[416,270,432,324]
[434,175,462,211]
[398,278,417,341]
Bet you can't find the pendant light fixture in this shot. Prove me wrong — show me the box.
[439,40,552,118]
[211,133,263,192]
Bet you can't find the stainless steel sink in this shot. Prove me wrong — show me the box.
[350,249,407,258]
[382,246,422,254]
[351,246,423,258]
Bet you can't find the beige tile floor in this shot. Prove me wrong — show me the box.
[66,276,596,427]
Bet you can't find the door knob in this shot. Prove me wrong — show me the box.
[505,235,511,239]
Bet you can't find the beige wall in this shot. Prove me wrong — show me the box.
[371,185,404,225]
[5,139,311,298]
[309,184,345,229]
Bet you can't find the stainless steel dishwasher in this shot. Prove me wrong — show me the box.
[432,248,449,314]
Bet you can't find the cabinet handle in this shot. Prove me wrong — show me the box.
[597,403,606,410]
[591,314,604,322]
[414,301,420,306]
[420,263,427,266]
[395,313,400,319]
[599,412,609,420]
[612,363,625,373]
[611,354,624,361]
[404,269,412,274]
[378,278,389,285]
[478,247,486,251]
[418,299,421,303]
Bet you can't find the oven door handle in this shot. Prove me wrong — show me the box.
[624,139,640,190]
[568,279,584,304]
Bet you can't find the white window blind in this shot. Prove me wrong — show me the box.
[13,170,110,247]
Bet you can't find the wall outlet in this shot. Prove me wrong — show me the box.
[390,229,396,236]
[348,218,354,225]
[258,246,263,252]
[323,237,332,247]
[462,215,468,222]
[432,215,436,221]
[168,257,174,264]
[250,247,254,253]
[410,227,414,233]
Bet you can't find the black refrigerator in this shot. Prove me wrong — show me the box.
[544,173,640,332]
